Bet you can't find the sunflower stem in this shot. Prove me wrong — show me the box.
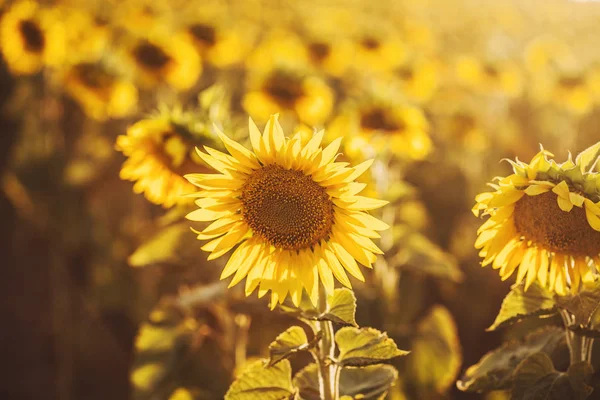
[316,284,338,400]
[560,309,592,365]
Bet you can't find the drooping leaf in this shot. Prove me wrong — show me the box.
[456,327,566,393]
[575,141,600,173]
[267,326,311,367]
[390,229,463,283]
[555,281,600,327]
[511,353,593,400]
[568,325,600,338]
[294,363,399,400]
[487,283,556,331]
[225,359,295,400]
[278,289,357,326]
[408,305,462,394]
[336,327,409,367]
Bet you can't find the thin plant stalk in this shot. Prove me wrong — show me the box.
[316,284,338,400]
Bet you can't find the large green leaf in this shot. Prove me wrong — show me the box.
[555,281,600,327]
[512,353,593,400]
[336,327,409,367]
[294,363,398,400]
[456,327,566,393]
[128,222,199,268]
[225,359,295,400]
[278,288,357,326]
[487,283,556,331]
[408,305,462,394]
[267,326,311,367]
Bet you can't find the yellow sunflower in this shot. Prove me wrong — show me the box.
[350,27,405,74]
[124,34,201,91]
[184,19,250,68]
[0,0,65,75]
[328,97,431,161]
[63,62,138,121]
[473,145,600,295]
[116,110,218,208]
[185,115,388,307]
[530,67,594,116]
[394,56,440,104]
[455,55,523,98]
[243,66,334,126]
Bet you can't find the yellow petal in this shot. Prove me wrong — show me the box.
[557,196,574,212]
[552,180,570,199]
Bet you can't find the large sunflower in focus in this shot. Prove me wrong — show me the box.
[0,0,65,75]
[185,115,388,307]
[473,145,600,295]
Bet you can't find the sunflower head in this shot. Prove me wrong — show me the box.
[473,143,600,295]
[0,1,65,75]
[185,114,388,308]
[243,66,334,126]
[116,101,226,208]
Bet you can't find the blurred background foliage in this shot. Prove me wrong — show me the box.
[3,0,600,399]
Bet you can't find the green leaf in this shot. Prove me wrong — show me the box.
[131,303,204,399]
[128,222,198,268]
[487,283,556,331]
[225,359,294,400]
[294,363,399,400]
[408,305,462,394]
[512,353,593,400]
[390,229,463,283]
[267,326,311,367]
[555,281,600,326]
[319,288,358,326]
[575,141,600,173]
[456,327,566,393]
[336,327,409,367]
[278,289,357,326]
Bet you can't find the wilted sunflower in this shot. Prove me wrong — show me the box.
[63,62,138,121]
[185,115,388,307]
[125,34,201,91]
[116,109,218,208]
[473,145,600,294]
[0,0,65,75]
[243,67,334,126]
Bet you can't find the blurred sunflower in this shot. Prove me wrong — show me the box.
[63,62,138,121]
[530,67,594,116]
[455,56,523,98]
[243,67,334,125]
[185,115,388,307]
[473,146,600,294]
[116,107,218,208]
[524,36,571,74]
[125,34,201,91]
[329,97,431,161]
[184,19,250,68]
[351,27,405,73]
[59,6,110,64]
[300,31,353,77]
[394,56,440,104]
[0,0,65,75]
[245,29,308,71]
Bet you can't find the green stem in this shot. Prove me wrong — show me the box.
[316,284,337,400]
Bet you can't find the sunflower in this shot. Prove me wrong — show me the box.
[243,66,334,126]
[473,145,600,295]
[125,34,201,91]
[116,109,218,208]
[394,56,440,104]
[350,27,405,74]
[530,66,594,116]
[63,62,138,121]
[455,56,523,98]
[185,115,388,307]
[184,19,251,68]
[0,0,65,75]
[328,97,431,161]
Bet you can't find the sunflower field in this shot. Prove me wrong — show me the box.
[4,0,600,399]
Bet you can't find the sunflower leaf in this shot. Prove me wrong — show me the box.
[318,288,358,326]
[555,281,600,326]
[487,282,557,331]
[575,141,600,173]
[224,359,295,400]
[456,327,567,393]
[267,326,312,367]
[407,306,462,395]
[294,363,398,400]
[511,353,593,400]
[335,327,409,367]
